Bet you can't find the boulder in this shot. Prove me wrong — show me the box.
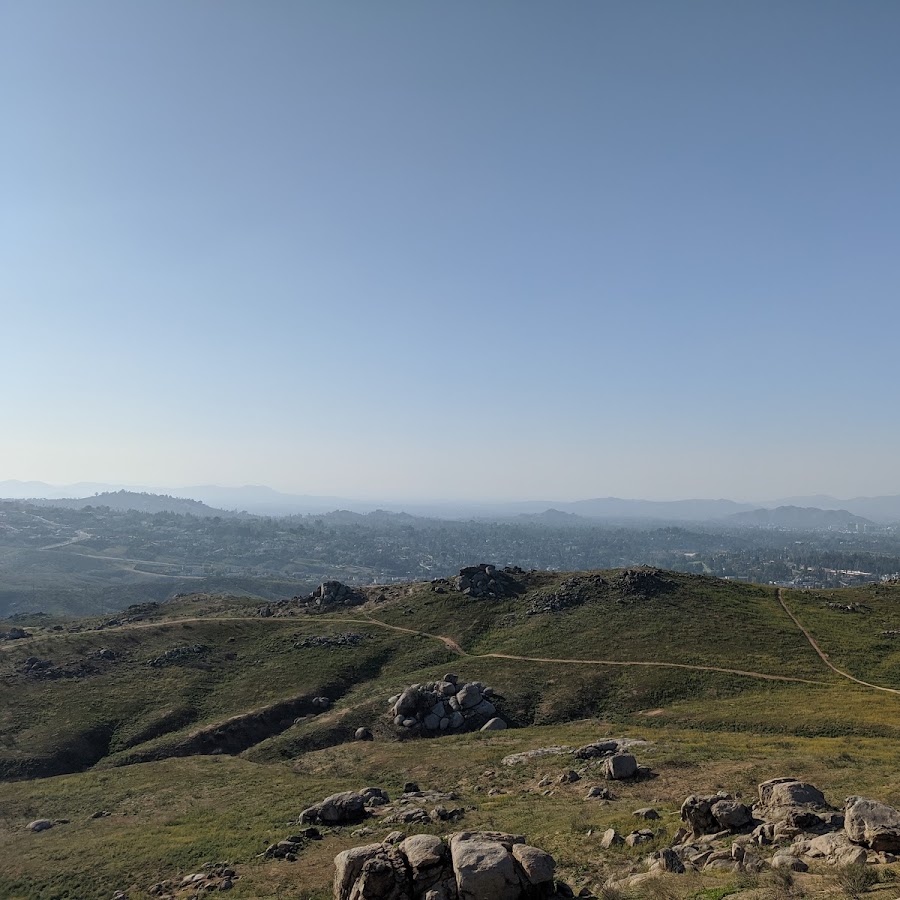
[450,834,524,900]
[754,778,839,835]
[355,728,374,742]
[573,740,618,760]
[758,778,827,809]
[457,684,482,710]
[603,754,637,780]
[681,795,720,836]
[300,790,367,825]
[795,831,868,866]
[333,843,383,899]
[27,819,53,833]
[650,848,685,874]
[401,834,448,892]
[511,844,555,886]
[633,808,660,820]
[624,830,654,847]
[844,796,900,852]
[600,828,623,849]
[711,799,752,831]
[480,717,507,732]
[771,854,808,872]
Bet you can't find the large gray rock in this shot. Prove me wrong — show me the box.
[711,799,752,831]
[845,796,900,852]
[754,778,838,834]
[480,717,507,732]
[27,819,53,833]
[450,834,523,900]
[301,790,367,825]
[600,828,623,849]
[603,753,637,780]
[456,684,483,710]
[401,834,448,893]
[333,843,383,899]
[795,831,868,866]
[511,844,555,886]
[758,778,827,809]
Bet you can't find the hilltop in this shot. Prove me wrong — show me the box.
[2,567,900,897]
[23,490,242,518]
[729,505,875,529]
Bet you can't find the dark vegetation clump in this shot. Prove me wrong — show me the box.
[294,632,364,649]
[147,644,209,668]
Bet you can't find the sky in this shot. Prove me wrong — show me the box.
[2,1,899,502]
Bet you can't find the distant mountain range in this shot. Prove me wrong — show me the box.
[3,480,900,522]
[728,505,874,529]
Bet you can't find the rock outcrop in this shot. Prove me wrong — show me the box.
[304,581,366,609]
[753,778,842,836]
[334,831,559,900]
[526,574,606,615]
[299,788,389,826]
[454,565,521,600]
[388,677,506,735]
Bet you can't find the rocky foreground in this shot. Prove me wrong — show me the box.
[331,768,900,900]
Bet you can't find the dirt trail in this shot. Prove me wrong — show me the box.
[7,598,895,696]
[329,616,465,654]
[777,588,900,696]
[477,651,829,684]
[334,616,829,686]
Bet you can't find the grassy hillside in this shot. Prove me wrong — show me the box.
[2,568,900,898]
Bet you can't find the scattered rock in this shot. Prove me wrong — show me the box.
[355,727,374,742]
[603,754,637,780]
[600,828,623,849]
[625,830,654,847]
[633,808,660,820]
[27,819,53,832]
[573,740,619,760]
[502,747,571,766]
[585,786,612,801]
[1,627,30,640]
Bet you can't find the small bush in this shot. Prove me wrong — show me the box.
[836,863,879,898]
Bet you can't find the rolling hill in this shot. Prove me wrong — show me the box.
[2,567,900,898]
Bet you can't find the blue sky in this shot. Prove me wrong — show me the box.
[2,2,899,501]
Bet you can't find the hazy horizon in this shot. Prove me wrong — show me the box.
[2,476,899,509]
[4,3,899,501]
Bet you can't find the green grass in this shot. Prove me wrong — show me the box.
[3,570,900,897]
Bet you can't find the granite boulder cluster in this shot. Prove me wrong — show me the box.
[389,675,507,735]
[334,830,563,900]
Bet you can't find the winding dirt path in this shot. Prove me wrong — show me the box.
[6,597,895,696]
[332,615,830,686]
[777,588,900,696]
[477,651,829,685]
